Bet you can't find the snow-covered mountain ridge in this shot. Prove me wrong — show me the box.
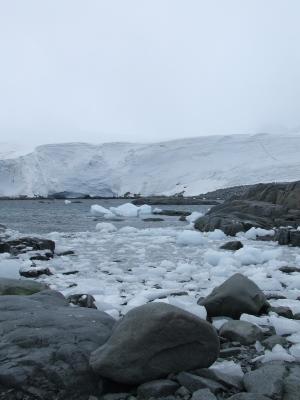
[1,133,300,197]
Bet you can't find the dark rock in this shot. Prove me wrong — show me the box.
[0,290,115,399]
[30,253,51,261]
[193,368,242,390]
[67,293,97,309]
[191,388,217,400]
[284,364,300,400]
[269,306,294,319]
[100,394,130,400]
[90,302,220,384]
[194,200,296,236]
[219,347,242,357]
[0,277,48,295]
[56,250,75,256]
[19,266,53,278]
[227,394,271,400]
[279,266,300,274]
[293,313,300,320]
[262,335,288,350]
[137,379,179,399]
[275,228,300,247]
[198,273,269,319]
[0,237,55,255]
[132,197,219,206]
[243,362,288,398]
[219,320,263,345]
[62,270,79,275]
[220,241,244,251]
[154,210,191,217]
[177,371,227,394]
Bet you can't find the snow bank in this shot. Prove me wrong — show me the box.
[64,200,71,205]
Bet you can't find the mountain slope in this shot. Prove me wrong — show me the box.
[0,133,300,197]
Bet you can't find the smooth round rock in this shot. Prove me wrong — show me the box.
[90,302,220,384]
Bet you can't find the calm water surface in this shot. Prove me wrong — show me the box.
[0,199,212,234]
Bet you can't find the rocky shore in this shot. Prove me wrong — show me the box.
[1,180,300,399]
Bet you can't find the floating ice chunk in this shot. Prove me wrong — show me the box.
[245,227,275,240]
[153,208,162,213]
[212,317,231,330]
[287,333,300,344]
[119,226,139,234]
[210,360,244,378]
[269,315,300,335]
[207,229,227,240]
[240,314,270,327]
[176,230,207,246]
[186,211,203,224]
[0,259,21,279]
[289,344,300,361]
[253,344,295,363]
[110,203,139,217]
[95,222,117,233]
[91,204,111,215]
[235,246,282,265]
[64,199,71,204]
[138,204,152,215]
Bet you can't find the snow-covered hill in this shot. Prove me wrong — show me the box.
[1,133,300,197]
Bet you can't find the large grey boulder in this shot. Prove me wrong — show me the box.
[243,362,288,398]
[90,302,220,384]
[0,277,48,295]
[0,290,115,399]
[198,274,269,319]
[219,320,263,345]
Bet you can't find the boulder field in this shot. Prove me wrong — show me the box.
[1,274,300,400]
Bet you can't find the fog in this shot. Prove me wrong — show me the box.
[0,0,300,146]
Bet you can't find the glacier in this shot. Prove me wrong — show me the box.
[0,133,300,197]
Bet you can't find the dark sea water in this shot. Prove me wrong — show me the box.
[0,199,211,234]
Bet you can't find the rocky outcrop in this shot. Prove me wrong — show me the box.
[90,302,220,384]
[0,237,55,255]
[198,273,269,319]
[195,181,300,237]
[194,200,300,236]
[0,289,115,399]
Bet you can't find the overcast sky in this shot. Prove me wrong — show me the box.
[0,0,300,146]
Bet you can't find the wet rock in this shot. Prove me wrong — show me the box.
[275,228,300,247]
[0,277,48,295]
[269,306,294,319]
[154,210,191,217]
[19,265,53,278]
[137,379,179,399]
[67,293,97,309]
[0,289,115,399]
[262,335,288,350]
[198,273,269,319]
[56,250,75,256]
[191,388,217,400]
[62,270,79,275]
[279,266,300,274]
[227,394,271,400]
[220,241,244,251]
[219,347,242,358]
[30,253,51,261]
[90,302,219,384]
[219,320,263,345]
[243,362,288,398]
[177,371,227,394]
[0,237,55,255]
